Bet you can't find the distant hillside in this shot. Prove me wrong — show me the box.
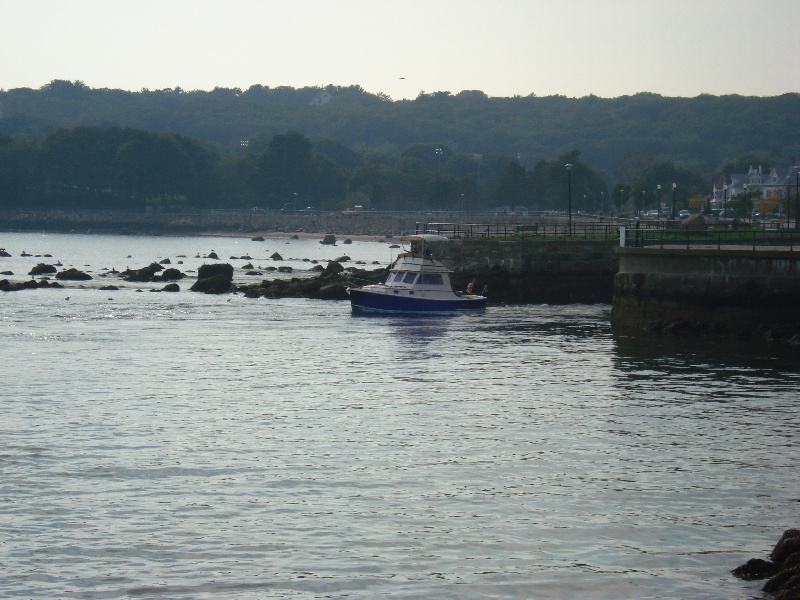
[1,80,798,181]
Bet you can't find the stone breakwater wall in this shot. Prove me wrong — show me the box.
[612,247,800,344]
[445,239,618,304]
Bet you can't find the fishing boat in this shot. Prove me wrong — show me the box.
[347,234,487,312]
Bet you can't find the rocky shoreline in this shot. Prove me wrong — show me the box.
[733,529,800,599]
[0,209,421,239]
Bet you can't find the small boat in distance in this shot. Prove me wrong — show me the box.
[347,234,486,312]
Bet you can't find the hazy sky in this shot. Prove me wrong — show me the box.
[3,0,799,100]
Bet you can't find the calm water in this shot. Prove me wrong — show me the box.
[1,233,798,599]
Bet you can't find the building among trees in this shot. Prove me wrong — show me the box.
[711,164,797,212]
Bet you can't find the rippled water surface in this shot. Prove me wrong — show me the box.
[1,233,798,599]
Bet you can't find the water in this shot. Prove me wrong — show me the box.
[1,233,798,599]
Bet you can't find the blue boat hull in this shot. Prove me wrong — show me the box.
[348,288,486,312]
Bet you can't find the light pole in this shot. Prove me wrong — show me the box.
[460,193,464,215]
[671,183,677,219]
[743,184,748,221]
[435,148,443,173]
[565,163,573,234]
[657,184,661,216]
[795,166,800,229]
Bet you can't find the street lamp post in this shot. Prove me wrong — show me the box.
[671,183,677,219]
[435,148,443,173]
[565,163,573,234]
[743,184,748,221]
[795,166,800,230]
[657,184,661,216]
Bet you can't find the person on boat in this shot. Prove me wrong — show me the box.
[466,279,475,294]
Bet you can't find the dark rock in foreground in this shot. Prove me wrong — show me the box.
[320,234,336,245]
[1,278,63,291]
[733,529,800,599]
[56,268,92,281]
[238,261,385,301]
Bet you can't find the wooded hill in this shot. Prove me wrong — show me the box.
[2,80,798,181]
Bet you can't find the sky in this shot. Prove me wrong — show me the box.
[2,0,799,100]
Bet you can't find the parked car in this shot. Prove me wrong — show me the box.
[678,210,691,220]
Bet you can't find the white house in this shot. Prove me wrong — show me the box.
[712,165,797,211]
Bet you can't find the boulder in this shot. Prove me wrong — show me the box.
[334,255,351,262]
[29,263,57,276]
[159,268,185,281]
[56,268,92,281]
[190,274,232,294]
[0,248,11,257]
[122,262,163,282]
[320,234,337,245]
[251,235,265,242]
[324,260,345,274]
[270,252,283,261]
[191,263,234,294]
[1,278,63,291]
[733,529,800,599]
[196,263,234,281]
[162,283,180,292]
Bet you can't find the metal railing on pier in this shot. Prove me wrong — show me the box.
[623,227,800,251]
[415,219,800,251]
[415,221,623,240]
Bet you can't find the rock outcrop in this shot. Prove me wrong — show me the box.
[55,268,92,281]
[733,529,800,599]
[190,263,234,294]
[121,262,164,282]
[29,263,58,276]
[1,278,63,291]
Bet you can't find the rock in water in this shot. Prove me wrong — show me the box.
[55,268,92,281]
[29,263,58,276]
[191,263,234,294]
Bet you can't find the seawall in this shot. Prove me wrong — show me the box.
[446,239,618,304]
[612,247,800,344]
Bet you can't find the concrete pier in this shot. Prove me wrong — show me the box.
[612,246,800,344]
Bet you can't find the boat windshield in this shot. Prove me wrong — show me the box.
[403,272,418,284]
[420,273,444,285]
[392,272,405,282]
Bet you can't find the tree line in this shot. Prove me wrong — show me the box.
[1,80,798,185]
[1,124,720,215]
